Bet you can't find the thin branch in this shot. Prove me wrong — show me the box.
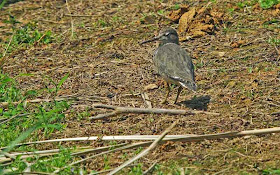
[141,92,152,108]
[2,33,14,58]
[90,104,220,120]
[3,127,280,149]
[51,141,152,175]
[0,32,14,68]
[0,97,77,108]
[65,0,74,38]
[89,164,138,175]
[271,111,280,115]
[65,13,93,17]
[108,120,178,175]
[143,161,158,175]
[0,135,195,149]
[0,113,30,125]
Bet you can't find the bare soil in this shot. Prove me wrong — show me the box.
[0,0,279,174]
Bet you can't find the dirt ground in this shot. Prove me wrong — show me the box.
[1,0,280,174]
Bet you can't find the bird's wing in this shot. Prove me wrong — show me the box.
[154,43,196,91]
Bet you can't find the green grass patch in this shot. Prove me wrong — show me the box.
[0,72,71,173]
[0,16,53,58]
[259,0,280,9]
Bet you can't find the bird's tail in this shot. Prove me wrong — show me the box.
[179,80,197,91]
[169,76,197,91]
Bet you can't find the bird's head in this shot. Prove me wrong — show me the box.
[140,27,179,46]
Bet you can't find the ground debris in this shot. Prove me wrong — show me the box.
[167,4,189,22]
[177,4,224,40]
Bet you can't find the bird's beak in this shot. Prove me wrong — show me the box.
[139,33,163,45]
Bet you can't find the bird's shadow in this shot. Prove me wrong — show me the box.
[179,95,211,111]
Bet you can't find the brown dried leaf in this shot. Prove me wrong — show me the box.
[231,40,246,48]
[191,30,206,38]
[196,23,214,32]
[272,9,280,16]
[210,11,224,19]
[178,7,196,33]
[168,9,182,22]
[197,7,207,15]
[167,5,189,22]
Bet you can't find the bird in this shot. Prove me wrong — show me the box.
[140,27,196,104]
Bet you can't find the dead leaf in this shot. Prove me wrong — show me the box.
[218,52,226,57]
[272,9,280,16]
[195,23,214,32]
[197,7,207,16]
[191,30,206,38]
[144,84,158,91]
[168,9,182,22]
[167,5,189,22]
[143,15,157,24]
[227,81,236,88]
[231,40,246,48]
[210,11,224,18]
[178,7,196,34]
[213,51,226,57]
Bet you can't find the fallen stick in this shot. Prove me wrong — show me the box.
[141,92,152,108]
[108,120,178,175]
[0,135,195,149]
[51,142,152,174]
[0,98,69,108]
[0,113,30,125]
[3,127,280,149]
[91,104,220,120]
[143,161,158,175]
[65,0,74,39]
[0,95,102,109]
[89,164,138,175]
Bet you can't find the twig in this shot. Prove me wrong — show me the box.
[143,161,158,175]
[0,97,76,108]
[51,141,152,175]
[0,113,30,125]
[166,127,280,142]
[71,143,128,156]
[1,151,32,173]
[89,164,138,175]
[65,13,93,17]
[141,92,152,108]
[90,104,219,120]
[34,33,47,46]
[213,167,231,175]
[1,151,16,160]
[271,111,280,115]
[65,0,74,39]
[0,135,194,149]
[2,33,14,58]
[3,126,280,149]
[108,120,178,175]
[3,127,279,151]
[2,170,51,175]
[0,32,14,68]
[34,143,128,166]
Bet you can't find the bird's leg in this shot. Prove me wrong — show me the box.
[174,86,183,104]
[161,81,170,104]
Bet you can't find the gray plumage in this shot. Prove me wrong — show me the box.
[154,43,197,91]
[141,27,196,103]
